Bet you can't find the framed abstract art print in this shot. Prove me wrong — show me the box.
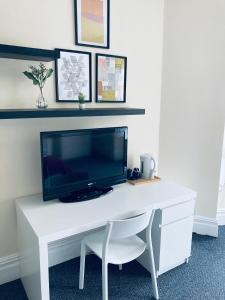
[75,0,110,49]
[55,49,92,102]
[96,54,127,103]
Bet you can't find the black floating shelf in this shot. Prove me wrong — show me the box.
[0,44,58,62]
[0,108,145,120]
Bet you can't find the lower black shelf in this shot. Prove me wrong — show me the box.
[0,44,57,61]
[0,107,145,119]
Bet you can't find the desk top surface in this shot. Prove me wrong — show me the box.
[16,181,196,243]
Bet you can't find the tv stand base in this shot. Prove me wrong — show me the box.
[59,186,113,203]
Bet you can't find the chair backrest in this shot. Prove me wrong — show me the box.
[102,210,156,262]
[107,212,152,240]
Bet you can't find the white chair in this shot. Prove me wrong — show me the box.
[79,210,159,300]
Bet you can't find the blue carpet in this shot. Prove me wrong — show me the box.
[1,227,225,300]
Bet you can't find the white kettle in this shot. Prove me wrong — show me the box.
[140,154,156,179]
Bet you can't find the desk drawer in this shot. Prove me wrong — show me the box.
[161,200,194,225]
[159,216,193,272]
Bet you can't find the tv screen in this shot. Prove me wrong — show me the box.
[40,127,128,201]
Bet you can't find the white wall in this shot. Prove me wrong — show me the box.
[159,0,225,219]
[0,0,164,257]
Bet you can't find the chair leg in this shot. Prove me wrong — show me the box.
[148,245,159,299]
[79,241,86,289]
[102,261,108,300]
[147,231,159,299]
[119,264,122,271]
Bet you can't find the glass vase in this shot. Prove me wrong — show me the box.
[36,88,48,109]
[79,102,86,110]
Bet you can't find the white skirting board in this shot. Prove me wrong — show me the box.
[48,234,83,267]
[0,216,219,286]
[0,233,83,286]
[217,209,225,225]
[0,254,20,286]
[193,215,218,237]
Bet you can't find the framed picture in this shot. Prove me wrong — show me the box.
[74,0,110,49]
[96,54,127,103]
[55,49,92,102]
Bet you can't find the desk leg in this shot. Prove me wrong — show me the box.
[17,207,50,300]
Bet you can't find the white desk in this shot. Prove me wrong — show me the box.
[16,181,196,300]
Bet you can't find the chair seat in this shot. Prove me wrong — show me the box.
[84,230,146,265]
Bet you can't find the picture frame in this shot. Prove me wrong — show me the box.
[55,49,92,103]
[74,0,110,49]
[96,53,127,103]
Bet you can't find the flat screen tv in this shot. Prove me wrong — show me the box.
[40,127,128,202]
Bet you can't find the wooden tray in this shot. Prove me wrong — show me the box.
[128,176,161,185]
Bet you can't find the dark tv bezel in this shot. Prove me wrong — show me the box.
[40,126,128,201]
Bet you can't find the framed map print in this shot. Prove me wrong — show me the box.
[75,0,110,49]
[55,49,92,102]
[96,54,127,103]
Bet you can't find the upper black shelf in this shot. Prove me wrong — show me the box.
[0,108,145,120]
[0,44,58,62]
